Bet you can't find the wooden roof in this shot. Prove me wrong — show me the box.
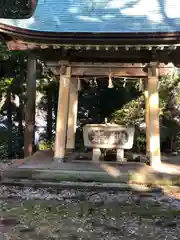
[0,0,180,46]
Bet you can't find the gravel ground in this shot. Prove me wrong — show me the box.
[0,185,180,239]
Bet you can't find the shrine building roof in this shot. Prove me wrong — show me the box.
[0,0,180,34]
[1,0,180,51]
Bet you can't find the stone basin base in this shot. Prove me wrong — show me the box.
[92,148,125,162]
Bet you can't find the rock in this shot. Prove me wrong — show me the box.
[164,221,177,228]
[20,227,35,233]
[151,187,163,195]
[0,217,20,226]
[0,233,7,240]
[155,219,177,228]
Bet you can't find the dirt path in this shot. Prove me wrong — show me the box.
[0,186,180,240]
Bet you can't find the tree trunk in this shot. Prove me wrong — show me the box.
[53,83,58,132]
[7,88,12,159]
[47,86,52,141]
[18,97,24,139]
[18,57,25,151]
[24,53,36,157]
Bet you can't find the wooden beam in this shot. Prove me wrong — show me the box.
[24,53,36,157]
[34,47,180,64]
[148,63,161,167]
[49,66,148,77]
[58,62,145,68]
[54,66,71,161]
[66,77,79,151]
[46,62,172,77]
[48,61,174,69]
[72,67,147,77]
[144,78,150,158]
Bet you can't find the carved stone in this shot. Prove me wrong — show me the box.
[83,124,135,149]
[83,124,135,162]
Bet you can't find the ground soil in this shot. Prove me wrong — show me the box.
[0,186,180,240]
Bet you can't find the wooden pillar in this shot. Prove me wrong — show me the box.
[54,66,71,161]
[66,77,78,151]
[147,63,161,167]
[144,78,150,158]
[24,53,36,157]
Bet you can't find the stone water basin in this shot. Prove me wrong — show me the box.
[83,124,135,150]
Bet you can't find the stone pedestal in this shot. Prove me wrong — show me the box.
[116,149,124,162]
[92,148,101,161]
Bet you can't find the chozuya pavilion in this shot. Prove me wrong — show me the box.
[0,0,180,168]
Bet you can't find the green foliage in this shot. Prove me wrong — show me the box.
[0,0,38,19]
[110,96,144,125]
[39,140,54,150]
[135,134,146,153]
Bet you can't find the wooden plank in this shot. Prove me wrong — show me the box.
[66,78,78,150]
[148,64,161,168]
[54,66,71,161]
[24,53,36,157]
